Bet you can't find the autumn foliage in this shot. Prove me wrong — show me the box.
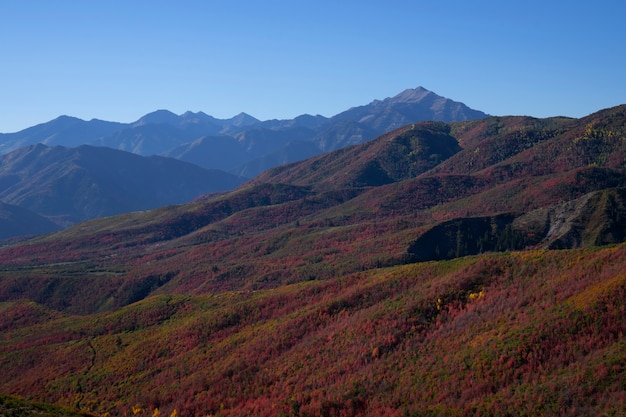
[1,105,626,415]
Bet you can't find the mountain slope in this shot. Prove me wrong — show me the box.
[436,105,626,177]
[252,121,462,188]
[94,110,262,156]
[166,87,486,175]
[0,201,61,240]
[332,86,488,133]
[0,247,624,416]
[1,106,624,304]
[232,140,322,178]
[0,105,625,416]
[0,116,125,153]
[1,106,624,311]
[406,187,626,261]
[0,144,245,226]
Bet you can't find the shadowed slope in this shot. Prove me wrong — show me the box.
[252,121,461,189]
[0,395,94,417]
[0,201,60,239]
[0,144,245,227]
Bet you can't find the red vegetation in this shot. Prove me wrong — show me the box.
[1,247,625,416]
[1,106,626,415]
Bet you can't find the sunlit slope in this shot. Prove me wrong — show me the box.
[1,246,624,416]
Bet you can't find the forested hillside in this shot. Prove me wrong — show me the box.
[0,105,625,416]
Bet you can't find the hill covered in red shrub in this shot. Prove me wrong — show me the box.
[0,104,625,416]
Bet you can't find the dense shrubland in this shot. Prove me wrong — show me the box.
[1,105,626,415]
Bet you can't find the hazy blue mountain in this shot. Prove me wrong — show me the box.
[0,116,125,153]
[326,87,488,142]
[232,126,317,157]
[232,140,322,178]
[165,87,488,168]
[222,112,262,129]
[0,201,61,240]
[129,110,260,138]
[166,127,318,173]
[0,144,245,227]
[0,87,488,175]
[132,109,182,126]
[259,113,329,130]
[94,110,234,154]
[0,112,261,157]
[164,135,250,172]
[312,120,379,151]
[95,123,192,155]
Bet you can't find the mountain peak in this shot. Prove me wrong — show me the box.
[180,111,218,125]
[388,86,435,103]
[228,112,260,127]
[53,115,84,123]
[134,110,179,126]
[40,115,86,130]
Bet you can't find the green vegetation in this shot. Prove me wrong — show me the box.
[0,394,93,417]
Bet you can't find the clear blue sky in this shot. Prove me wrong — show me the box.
[1,0,625,133]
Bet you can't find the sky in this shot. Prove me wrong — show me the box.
[1,0,625,133]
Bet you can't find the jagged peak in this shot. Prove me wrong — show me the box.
[228,112,260,126]
[181,110,212,119]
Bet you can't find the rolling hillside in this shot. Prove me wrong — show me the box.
[0,248,624,416]
[0,104,625,416]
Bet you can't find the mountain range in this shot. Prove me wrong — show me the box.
[0,87,488,178]
[0,144,245,229]
[0,101,625,415]
[0,87,486,238]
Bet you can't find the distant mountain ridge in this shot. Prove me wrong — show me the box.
[332,87,486,132]
[0,201,60,239]
[0,144,245,232]
[0,87,488,177]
